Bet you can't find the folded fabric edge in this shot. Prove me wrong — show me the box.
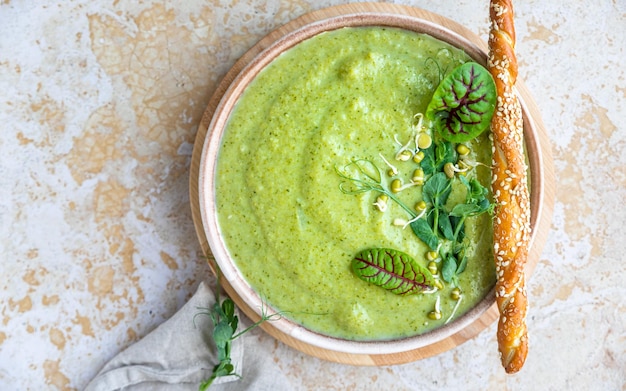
[83,281,245,391]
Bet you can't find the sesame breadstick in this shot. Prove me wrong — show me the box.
[487,0,531,374]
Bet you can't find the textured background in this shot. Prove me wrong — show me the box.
[1,0,624,390]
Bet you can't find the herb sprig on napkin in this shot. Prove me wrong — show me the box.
[195,272,285,390]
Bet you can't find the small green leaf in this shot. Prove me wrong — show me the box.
[460,176,489,203]
[221,298,235,320]
[211,359,234,378]
[450,215,465,242]
[456,252,468,275]
[478,197,493,214]
[410,218,439,250]
[426,62,497,143]
[420,145,436,175]
[441,254,458,283]
[213,321,234,345]
[422,142,457,175]
[222,363,234,375]
[229,316,238,333]
[352,248,436,295]
[215,361,234,376]
[216,345,229,362]
[438,210,454,241]
[435,141,457,169]
[450,203,481,217]
[422,173,452,207]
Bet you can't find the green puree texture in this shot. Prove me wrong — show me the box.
[216,27,496,340]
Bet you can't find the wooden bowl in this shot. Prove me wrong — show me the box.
[190,3,554,365]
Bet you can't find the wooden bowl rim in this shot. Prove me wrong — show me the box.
[191,3,554,363]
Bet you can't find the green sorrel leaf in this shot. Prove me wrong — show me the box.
[426,62,496,143]
[352,248,436,295]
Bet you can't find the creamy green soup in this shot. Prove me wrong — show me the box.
[216,27,496,340]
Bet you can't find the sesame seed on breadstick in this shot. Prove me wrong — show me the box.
[487,0,532,374]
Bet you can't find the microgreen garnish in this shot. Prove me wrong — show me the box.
[195,272,287,390]
[420,159,494,286]
[336,58,496,322]
[351,248,437,295]
[337,151,493,288]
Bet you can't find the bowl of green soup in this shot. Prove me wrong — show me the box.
[194,4,552,364]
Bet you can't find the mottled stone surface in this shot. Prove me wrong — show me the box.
[1,1,624,390]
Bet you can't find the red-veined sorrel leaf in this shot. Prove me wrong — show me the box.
[426,62,496,143]
[351,248,436,295]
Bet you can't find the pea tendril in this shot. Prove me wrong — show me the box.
[335,159,417,218]
[337,60,497,297]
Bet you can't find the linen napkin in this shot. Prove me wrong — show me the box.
[84,281,294,391]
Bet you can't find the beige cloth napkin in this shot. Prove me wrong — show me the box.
[84,281,294,391]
